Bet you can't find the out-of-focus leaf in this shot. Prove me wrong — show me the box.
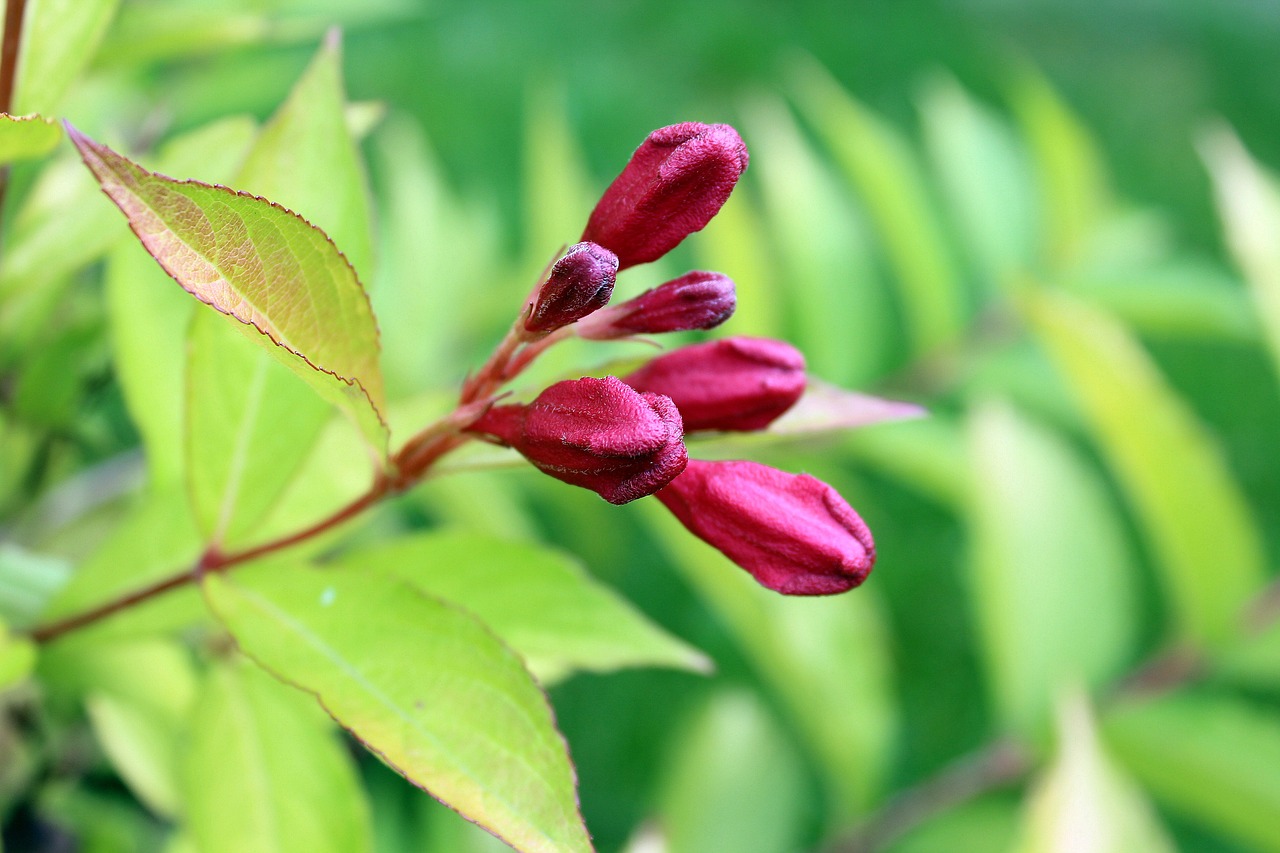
[1201,126,1280,382]
[1216,618,1280,693]
[186,309,332,548]
[1105,691,1280,852]
[919,76,1037,289]
[181,659,372,853]
[0,543,71,627]
[86,692,181,817]
[12,0,120,114]
[1072,264,1259,344]
[107,116,258,487]
[335,531,709,684]
[0,114,60,163]
[0,621,36,690]
[522,84,594,268]
[844,415,970,511]
[1010,71,1110,272]
[1014,689,1174,853]
[204,562,592,853]
[67,129,388,454]
[887,798,1020,853]
[694,181,784,340]
[744,95,888,385]
[792,57,964,353]
[967,401,1135,733]
[1025,290,1264,647]
[768,380,926,436]
[642,500,896,824]
[656,690,807,853]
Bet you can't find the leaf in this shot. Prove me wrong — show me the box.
[767,380,926,436]
[1025,289,1265,647]
[844,415,971,511]
[0,620,36,691]
[87,692,183,817]
[642,500,896,824]
[67,127,389,454]
[967,401,1136,734]
[522,84,595,271]
[1215,619,1280,694]
[0,114,60,163]
[656,690,808,853]
[12,0,120,114]
[887,798,1020,853]
[203,562,592,853]
[1105,691,1280,852]
[333,531,709,684]
[1200,126,1280,383]
[0,543,71,627]
[186,309,333,548]
[743,94,888,385]
[181,659,372,853]
[791,57,964,353]
[1009,70,1111,272]
[693,177,785,340]
[1014,689,1175,853]
[918,75,1037,289]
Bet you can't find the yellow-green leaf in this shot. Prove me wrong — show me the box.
[12,0,120,114]
[204,563,592,853]
[0,113,60,163]
[1025,289,1264,647]
[0,620,36,690]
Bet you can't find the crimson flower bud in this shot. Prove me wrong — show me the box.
[623,337,805,432]
[466,376,687,505]
[582,123,749,270]
[525,242,619,333]
[657,460,875,595]
[576,271,736,339]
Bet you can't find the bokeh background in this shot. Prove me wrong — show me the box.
[4,0,1280,851]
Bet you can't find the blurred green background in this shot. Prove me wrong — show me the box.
[4,0,1280,851]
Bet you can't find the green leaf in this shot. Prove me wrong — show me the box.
[86,691,183,817]
[918,75,1037,289]
[522,84,594,271]
[1215,619,1280,694]
[642,500,896,824]
[203,563,592,853]
[0,543,71,627]
[12,0,120,114]
[656,690,808,853]
[1200,126,1280,383]
[0,114,60,163]
[333,531,709,684]
[967,401,1136,734]
[843,415,971,511]
[743,94,888,385]
[0,621,36,691]
[791,57,964,353]
[67,127,389,454]
[1014,689,1175,853]
[887,798,1019,853]
[1009,71,1110,272]
[1105,692,1280,852]
[186,309,333,548]
[181,659,372,853]
[694,180,785,340]
[1025,290,1265,647]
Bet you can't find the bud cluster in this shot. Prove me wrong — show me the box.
[460,121,877,596]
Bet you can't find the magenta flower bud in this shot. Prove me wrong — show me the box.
[466,376,687,504]
[658,460,875,595]
[525,241,619,333]
[623,337,805,432]
[577,271,736,339]
[582,123,749,270]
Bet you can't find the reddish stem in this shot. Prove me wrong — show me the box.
[0,0,31,255]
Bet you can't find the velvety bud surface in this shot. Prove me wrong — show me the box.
[657,459,875,595]
[623,336,805,432]
[582,123,749,270]
[577,271,736,339]
[525,242,619,333]
[466,376,687,504]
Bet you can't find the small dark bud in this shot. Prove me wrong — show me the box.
[657,460,875,595]
[524,242,619,333]
[577,271,736,339]
[623,337,805,432]
[466,376,687,505]
[582,123,749,270]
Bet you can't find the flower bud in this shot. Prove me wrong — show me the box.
[657,460,875,595]
[576,271,736,339]
[623,337,805,432]
[582,123,749,270]
[525,242,619,333]
[466,376,687,505]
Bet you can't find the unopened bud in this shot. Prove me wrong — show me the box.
[582,123,749,270]
[525,242,619,333]
[466,376,687,504]
[623,337,805,432]
[657,460,875,595]
[577,271,736,339]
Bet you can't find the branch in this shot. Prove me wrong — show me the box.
[0,0,31,254]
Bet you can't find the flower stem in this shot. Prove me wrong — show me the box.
[0,0,31,256]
